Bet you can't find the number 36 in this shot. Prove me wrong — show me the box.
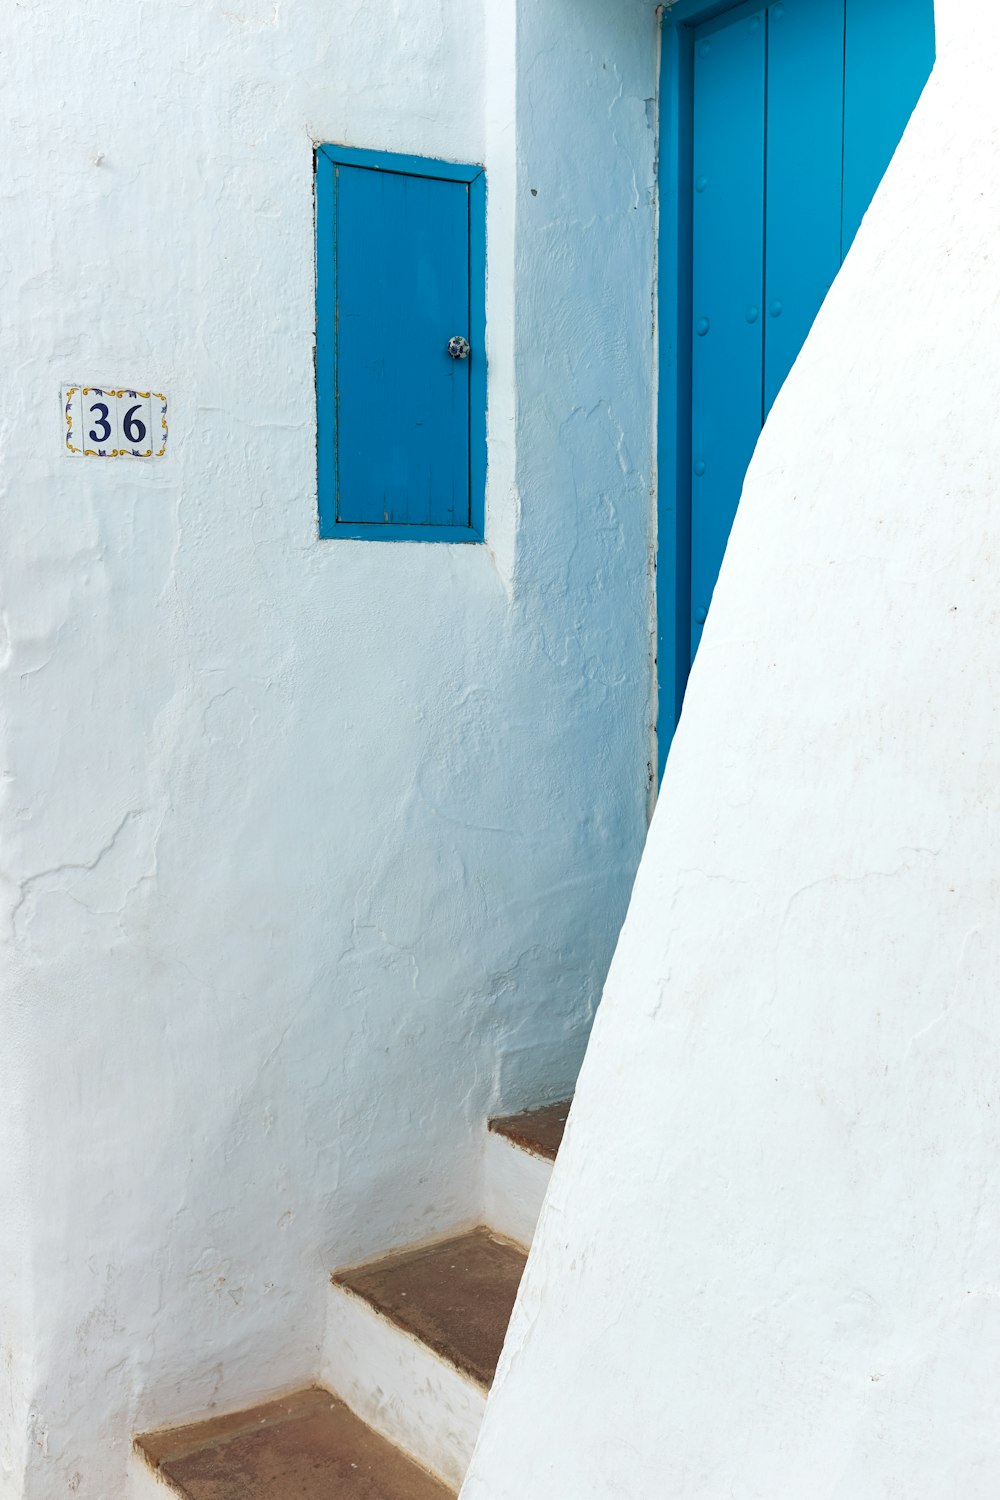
[64,384,167,459]
[88,401,146,445]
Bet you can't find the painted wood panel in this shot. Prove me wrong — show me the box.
[316,147,486,542]
[764,0,845,414]
[690,1,767,659]
[335,165,469,529]
[842,0,936,254]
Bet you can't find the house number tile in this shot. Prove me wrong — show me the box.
[62,385,168,458]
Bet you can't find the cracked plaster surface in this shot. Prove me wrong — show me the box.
[0,0,656,1494]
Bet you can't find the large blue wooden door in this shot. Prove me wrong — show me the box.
[659,0,935,770]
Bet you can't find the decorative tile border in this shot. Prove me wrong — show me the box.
[62,386,169,459]
[64,386,82,454]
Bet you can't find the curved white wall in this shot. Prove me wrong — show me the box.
[465,0,1000,1494]
[0,1,657,1495]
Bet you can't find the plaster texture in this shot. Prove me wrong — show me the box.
[0,0,656,1495]
[464,1,1000,1494]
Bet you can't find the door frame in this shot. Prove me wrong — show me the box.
[656,0,759,779]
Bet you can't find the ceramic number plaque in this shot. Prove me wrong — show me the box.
[62,385,169,458]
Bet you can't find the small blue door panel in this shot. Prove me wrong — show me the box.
[658,0,935,771]
[316,147,486,541]
[335,166,469,527]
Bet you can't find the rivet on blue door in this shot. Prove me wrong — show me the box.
[657,0,935,779]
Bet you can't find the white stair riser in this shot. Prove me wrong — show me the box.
[127,1451,181,1500]
[482,1130,554,1248]
[322,1281,485,1492]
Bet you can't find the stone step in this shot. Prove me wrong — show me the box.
[132,1386,453,1500]
[489,1100,571,1161]
[322,1227,526,1489]
[483,1099,571,1246]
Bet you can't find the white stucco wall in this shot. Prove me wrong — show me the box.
[0,1,656,1495]
[464,1,1000,1495]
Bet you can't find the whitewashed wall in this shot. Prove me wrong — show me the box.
[464,0,1000,1495]
[0,1,656,1495]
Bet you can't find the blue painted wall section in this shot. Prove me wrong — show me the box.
[316,146,486,542]
[658,0,935,776]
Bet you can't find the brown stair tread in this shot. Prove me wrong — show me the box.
[488,1099,571,1161]
[137,1386,452,1500]
[333,1227,526,1388]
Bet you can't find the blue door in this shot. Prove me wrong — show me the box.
[658,0,935,772]
[335,164,471,529]
[315,147,487,542]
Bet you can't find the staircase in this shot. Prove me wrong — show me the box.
[130,1101,569,1499]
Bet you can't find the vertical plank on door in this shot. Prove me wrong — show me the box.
[335,164,471,529]
[842,0,935,256]
[764,0,845,415]
[690,1,767,659]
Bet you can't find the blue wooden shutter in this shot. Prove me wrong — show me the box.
[316,147,486,541]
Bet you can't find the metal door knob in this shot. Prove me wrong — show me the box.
[447,336,471,360]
